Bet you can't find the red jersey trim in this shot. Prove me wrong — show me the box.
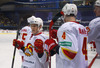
[30,32,42,39]
[70,21,79,24]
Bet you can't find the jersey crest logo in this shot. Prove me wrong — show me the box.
[25,43,34,56]
[62,32,66,40]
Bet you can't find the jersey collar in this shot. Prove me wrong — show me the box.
[30,32,42,39]
[34,32,42,36]
[70,21,79,24]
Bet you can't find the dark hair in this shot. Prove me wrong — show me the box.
[66,14,76,17]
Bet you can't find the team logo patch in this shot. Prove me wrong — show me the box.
[62,32,66,40]
[25,43,34,56]
[59,41,72,47]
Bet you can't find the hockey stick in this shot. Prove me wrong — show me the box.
[11,18,23,68]
[49,11,64,68]
[88,53,98,68]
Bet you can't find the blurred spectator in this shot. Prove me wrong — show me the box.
[0,13,17,27]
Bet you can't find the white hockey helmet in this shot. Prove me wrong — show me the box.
[35,17,43,27]
[27,16,36,24]
[95,0,100,7]
[35,17,43,31]
[27,16,43,27]
[62,3,78,16]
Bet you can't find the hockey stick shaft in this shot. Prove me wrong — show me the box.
[49,11,64,68]
[49,11,64,38]
[11,19,22,68]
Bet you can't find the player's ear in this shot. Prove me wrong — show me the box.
[39,25,42,30]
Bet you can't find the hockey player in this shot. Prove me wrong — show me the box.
[13,16,49,68]
[18,17,32,62]
[87,0,100,55]
[45,3,88,68]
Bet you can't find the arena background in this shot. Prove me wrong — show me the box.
[0,0,96,30]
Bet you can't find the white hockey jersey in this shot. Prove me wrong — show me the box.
[88,17,100,55]
[19,26,32,42]
[22,32,49,68]
[57,22,88,68]
[19,26,32,57]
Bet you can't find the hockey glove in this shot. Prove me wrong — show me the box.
[34,39,44,54]
[24,44,33,56]
[13,39,24,49]
[45,39,57,52]
[51,29,57,39]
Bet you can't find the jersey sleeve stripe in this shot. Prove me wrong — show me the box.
[61,47,77,60]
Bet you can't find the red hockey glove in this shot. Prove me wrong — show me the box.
[24,44,33,56]
[45,39,57,52]
[34,39,44,54]
[51,29,57,39]
[13,39,24,49]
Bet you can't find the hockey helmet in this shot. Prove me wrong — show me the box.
[36,17,43,27]
[95,0,100,7]
[27,16,36,24]
[27,16,43,26]
[34,17,43,31]
[62,3,78,16]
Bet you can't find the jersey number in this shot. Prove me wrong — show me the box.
[22,33,27,41]
[82,37,88,60]
[62,32,66,40]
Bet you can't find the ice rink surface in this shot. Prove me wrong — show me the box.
[0,33,100,68]
[0,33,21,68]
